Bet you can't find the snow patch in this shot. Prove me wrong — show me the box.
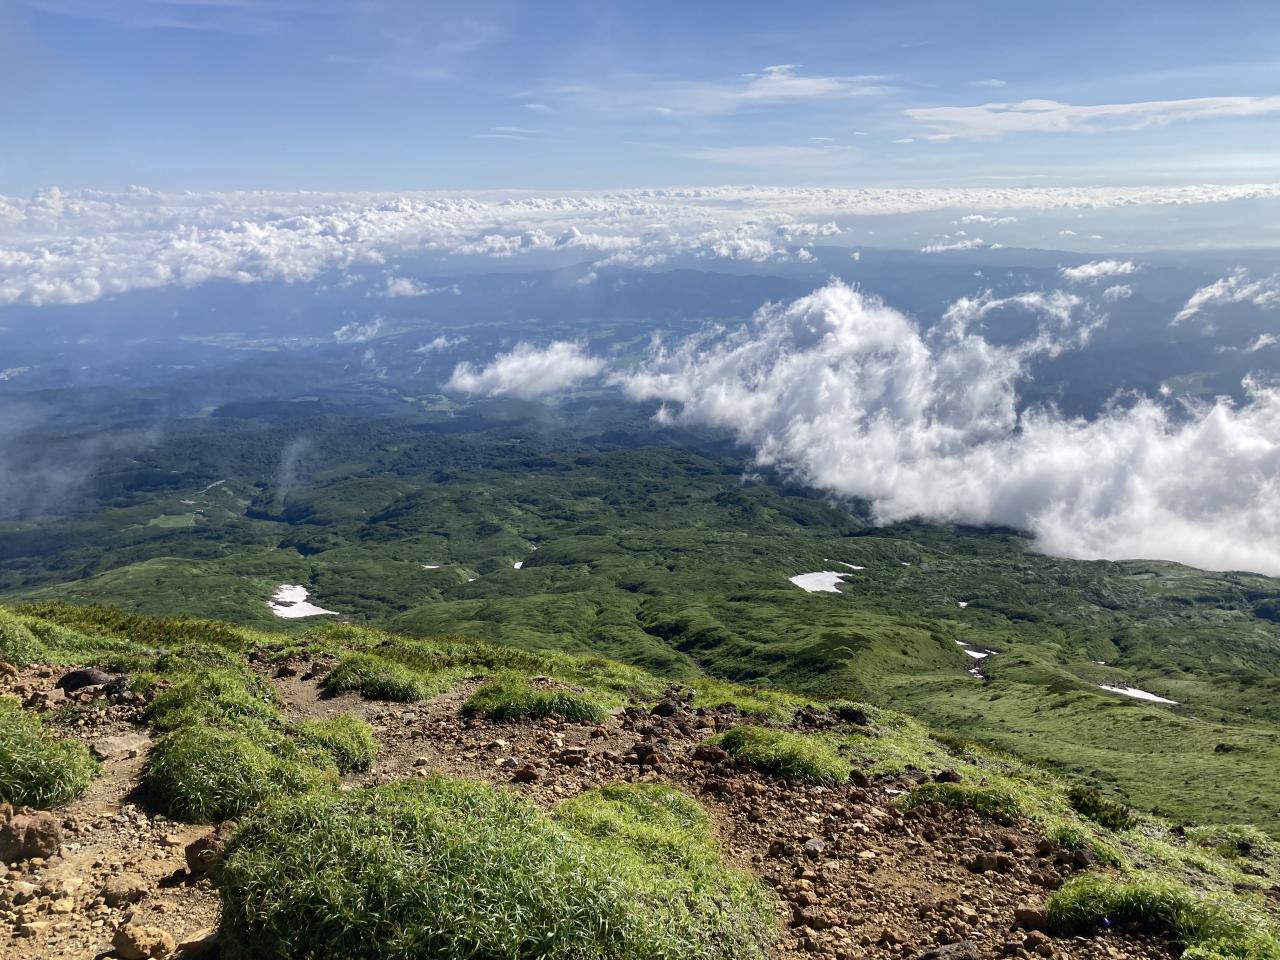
[1099,684,1178,705]
[269,584,339,619]
[790,571,849,593]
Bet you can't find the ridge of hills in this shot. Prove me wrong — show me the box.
[1,602,1278,960]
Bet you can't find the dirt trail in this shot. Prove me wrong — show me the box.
[2,663,1173,960]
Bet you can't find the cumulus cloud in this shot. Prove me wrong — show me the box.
[446,341,606,398]
[1174,268,1280,323]
[4,183,1280,307]
[1102,284,1133,302]
[414,334,464,353]
[617,280,1280,574]
[333,317,383,343]
[382,276,460,297]
[1059,259,1137,283]
[907,95,1280,140]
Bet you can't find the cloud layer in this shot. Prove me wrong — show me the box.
[618,281,1280,574]
[5,183,1280,307]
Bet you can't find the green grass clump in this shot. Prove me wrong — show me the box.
[904,779,1027,819]
[0,699,99,808]
[0,610,44,666]
[147,668,280,732]
[1069,785,1137,831]
[145,726,337,823]
[1048,873,1280,960]
[687,677,803,722]
[463,674,609,724]
[323,652,440,702]
[296,715,377,772]
[712,725,851,786]
[216,776,775,960]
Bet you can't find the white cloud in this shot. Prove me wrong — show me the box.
[958,214,1017,225]
[1102,284,1133,302]
[382,276,460,297]
[1175,268,1280,323]
[556,64,888,117]
[970,79,1007,88]
[617,280,1280,574]
[907,95,1280,140]
[1247,333,1278,352]
[1059,259,1137,282]
[446,341,606,398]
[524,103,554,113]
[333,317,383,343]
[414,334,463,353]
[4,183,1280,307]
[921,237,986,253]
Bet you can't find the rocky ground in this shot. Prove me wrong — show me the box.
[2,659,1176,960]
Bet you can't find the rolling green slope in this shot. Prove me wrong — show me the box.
[4,410,1279,831]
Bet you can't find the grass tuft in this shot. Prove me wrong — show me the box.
[462,673,609,724]
[295,715,377,773]
[147,668,281,732]
[904,780,1027,820]
[323,652,439,702]
[145,725,337,823]
[0,698,99,808]
[216,775,776,960]
[712,725,851,786]
[1048,873,1280,960]
[1069,784,1137,831]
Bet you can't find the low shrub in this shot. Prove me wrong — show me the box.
[145,726,337,823]
[0,699,99,808]
[216,776,776,960]
[712,725,851,786]
[296,715,377,772]
[462,674,609,724]
[1068,784,1136,831]
[1048,873,1280,960]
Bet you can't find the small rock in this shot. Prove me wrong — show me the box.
[102,875,149,907]
[113,923,177,960]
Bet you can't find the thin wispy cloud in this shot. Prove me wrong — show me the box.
[907,95,1280,140]
[548,64,889,118]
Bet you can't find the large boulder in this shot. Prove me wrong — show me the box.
[0,808,62,864]
[112,923,176,960]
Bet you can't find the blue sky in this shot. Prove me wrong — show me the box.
[2,0,1279,192]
